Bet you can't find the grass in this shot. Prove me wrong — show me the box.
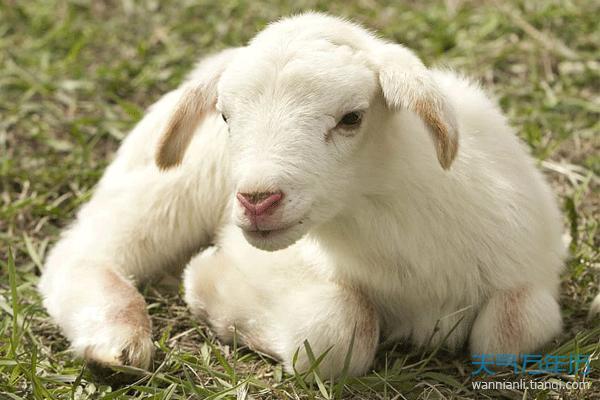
[0,0,599,398]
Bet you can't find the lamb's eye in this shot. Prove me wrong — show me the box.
[221,114,228,123]
[339,112,362,128]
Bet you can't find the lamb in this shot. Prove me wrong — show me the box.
[39,13,571,379]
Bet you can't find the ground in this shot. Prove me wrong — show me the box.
[0,0,599,399]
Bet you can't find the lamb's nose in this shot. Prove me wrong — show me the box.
[236,191,283,216]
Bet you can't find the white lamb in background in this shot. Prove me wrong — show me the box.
[39,13,578,378]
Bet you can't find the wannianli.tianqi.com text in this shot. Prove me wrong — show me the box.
[471,380,593,391]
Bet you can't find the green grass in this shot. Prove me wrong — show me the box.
[1,0,599,398]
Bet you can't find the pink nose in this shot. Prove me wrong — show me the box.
[236,191,283,216]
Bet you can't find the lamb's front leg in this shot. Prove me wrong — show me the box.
[39,89,230,370]
[184,241,380,379]
[469,286,562,355]
[41,255,154,369]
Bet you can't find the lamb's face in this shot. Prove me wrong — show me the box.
[217,45,378,251]
[155,16,459,250]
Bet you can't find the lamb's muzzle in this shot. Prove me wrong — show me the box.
[237,191,283,218]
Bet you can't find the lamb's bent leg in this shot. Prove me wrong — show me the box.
[39,90,230,369]
[469,287,562,355]
[184,244,379,379]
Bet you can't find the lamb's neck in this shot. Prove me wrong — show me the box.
[311,192,406,264]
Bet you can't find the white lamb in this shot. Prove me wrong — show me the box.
[40,13,578,378]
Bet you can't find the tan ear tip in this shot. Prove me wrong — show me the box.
[436,130,459,171]
[438,153,454,170]
[155,149,182,171]
[155,160,175,171]
[440,159,453,170]
[155,159,180,171]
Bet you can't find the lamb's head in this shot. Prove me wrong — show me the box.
[155,13,459,251]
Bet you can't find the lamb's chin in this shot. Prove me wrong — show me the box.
[241,224,306,252]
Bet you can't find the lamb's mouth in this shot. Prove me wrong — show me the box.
[243,224,294,239]
[240,220,307,251]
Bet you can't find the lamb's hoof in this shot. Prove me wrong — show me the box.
[86,360,146,386]
[83,335,154,385]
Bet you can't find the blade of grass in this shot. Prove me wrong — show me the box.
[334,324,356,400]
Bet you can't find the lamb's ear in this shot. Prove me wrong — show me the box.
[156,48,239,169]
[375,44,459,169]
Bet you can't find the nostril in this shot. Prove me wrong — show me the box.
[237,191,283,216]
